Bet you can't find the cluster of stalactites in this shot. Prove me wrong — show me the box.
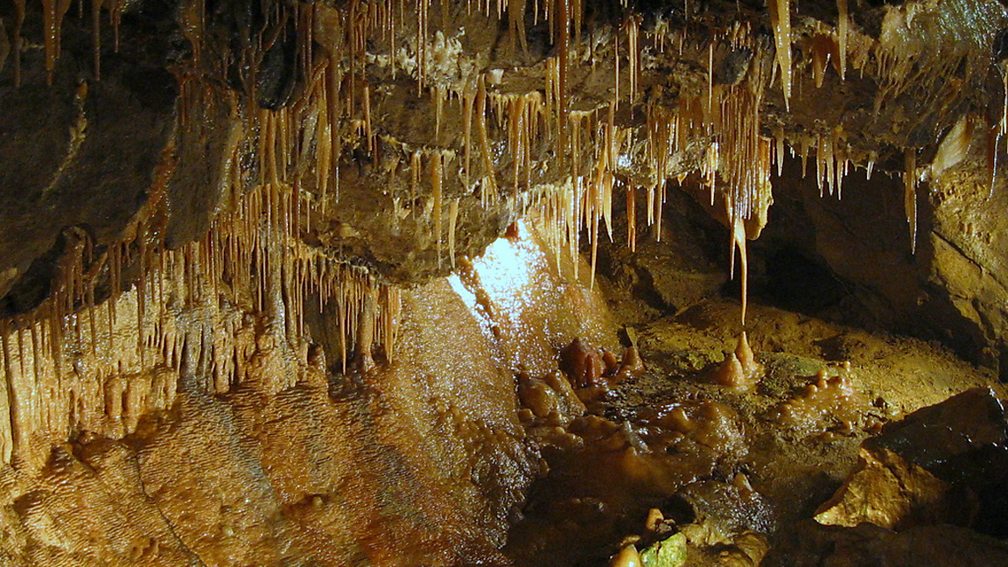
[516,16,780,320]
[0,91,402,466]
[526,103,622,290]
[8,0,126,86]
[12,0,1008,348]
[181,77,405,373]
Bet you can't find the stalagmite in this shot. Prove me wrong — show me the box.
[735,331,760,377]
[713,332,761,389]
[712,352,747,389]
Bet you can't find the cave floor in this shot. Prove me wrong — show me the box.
[501,272,1004,566]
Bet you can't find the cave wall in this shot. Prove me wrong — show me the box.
[0,277,538,565]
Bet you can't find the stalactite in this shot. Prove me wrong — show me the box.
[431,152,444,267]
[627,15,640,108]
[836,0,848,80]
[12,0,25,87]
[41,0,72,86]
[463,83,475,190]
[508,95,525,199]
[614,22,620,110]
[364,82,375,155]
[508,0,529,57]
[448,198,459,269]
[989,126,1001,199]
[180,0,204,70]
[991,73,1008,197]
[476,76,498,205]
[317,99,333,215]
[416,0,428,92]
[109,0,124,52]
[411,151,422,217]
[768,0,792,109]
[707,43,714,115]
[433,85,444,142]
[774,126,785,177]
[904,149,918,255]
[30,322,40,392]
[731,204,749,325]
[91,0,103,80]
[809,33,834,89]
[381,287,399,363]
[0,322,16,461]
[626,187,636,252]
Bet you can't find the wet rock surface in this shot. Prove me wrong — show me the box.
[1,0,1008,564]
[813,447,971,530]
[864,387,1008,484]
[859,387,1008,537]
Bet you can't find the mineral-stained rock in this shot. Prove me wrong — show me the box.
[858,387,1008,536]
[665,480,775,546]
[813,447,971,530]
[863,387,1008,485]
